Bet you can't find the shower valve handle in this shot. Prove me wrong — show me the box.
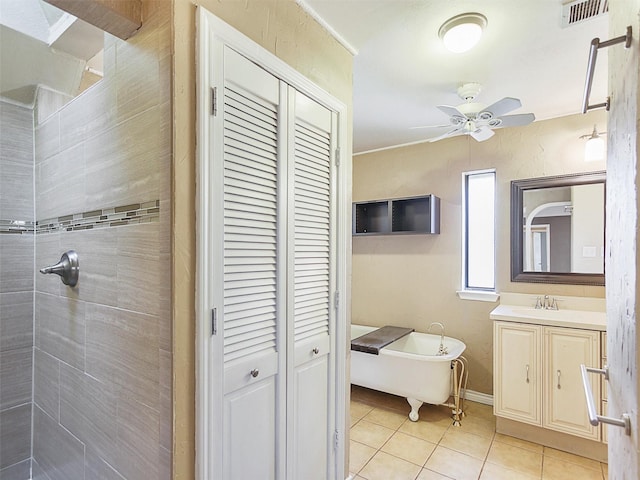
[40,250,79,287]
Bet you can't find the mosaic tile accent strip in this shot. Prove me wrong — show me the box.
[35,200,160,235]
[0,219,35,234]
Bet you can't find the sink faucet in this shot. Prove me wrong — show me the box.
[535,295,559,310]
[543,295,558,310]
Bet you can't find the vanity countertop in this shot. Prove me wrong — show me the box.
[490,292,606,331]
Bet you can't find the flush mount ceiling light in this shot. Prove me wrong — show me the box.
[438,13,487,53]
[581,125,606,162]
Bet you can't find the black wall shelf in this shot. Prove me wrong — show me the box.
[352,194,440,235]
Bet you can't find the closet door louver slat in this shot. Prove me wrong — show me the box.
[223,84,279,364]
[293,118,332,343]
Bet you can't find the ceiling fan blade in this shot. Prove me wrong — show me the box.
[481,97,522,117]
[437,105,467,119]
[495,113,536,128]
[428,126,465,142]
[409,124,452,130]
[470,126,495,142]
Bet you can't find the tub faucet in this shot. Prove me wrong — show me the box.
[427,322,448,356]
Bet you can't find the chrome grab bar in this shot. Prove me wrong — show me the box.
[580,364,630,436]
[581,26,632,114]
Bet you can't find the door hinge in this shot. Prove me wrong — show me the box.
[333,430,339,451]
[211,87,217,116]
[211,307,217,335]
[335,148,340,166]
[334,291,340,310]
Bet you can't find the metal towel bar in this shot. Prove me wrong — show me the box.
[582,26,632,113]
[580,364,630,436]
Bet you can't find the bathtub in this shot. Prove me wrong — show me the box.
[350,324,467,422]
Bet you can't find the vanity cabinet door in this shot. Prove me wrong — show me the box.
[543,327,600,440]
[494,322,542,425]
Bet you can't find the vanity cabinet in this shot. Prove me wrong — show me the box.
[493,322,541,425]
[494,321,601,441]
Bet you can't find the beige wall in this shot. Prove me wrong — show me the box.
[171,1,353,478]
[353,109,607,395]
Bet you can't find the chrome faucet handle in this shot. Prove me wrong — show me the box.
[550,297,559,310]
[535,296,543,309]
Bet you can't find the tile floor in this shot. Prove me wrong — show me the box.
[349,386,608,480]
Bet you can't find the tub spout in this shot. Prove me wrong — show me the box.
[428,322,448,355]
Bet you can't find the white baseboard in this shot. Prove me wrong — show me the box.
[464,389,493,406]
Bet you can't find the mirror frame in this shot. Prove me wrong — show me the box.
[510,171,606,286]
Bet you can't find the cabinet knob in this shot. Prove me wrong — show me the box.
[312,347,319,355]
[250,369,259,378]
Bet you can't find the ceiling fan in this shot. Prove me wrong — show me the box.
[414,83,536,142]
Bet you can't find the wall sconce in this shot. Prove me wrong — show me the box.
[438,13,487,53]
[581,125,606,162]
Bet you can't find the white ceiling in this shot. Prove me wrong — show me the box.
[303,0,610,153]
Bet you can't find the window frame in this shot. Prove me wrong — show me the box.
[458,168,499,302]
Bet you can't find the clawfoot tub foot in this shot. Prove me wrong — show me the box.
[406,397,423,422]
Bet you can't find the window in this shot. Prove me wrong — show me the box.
[459,170,497,300]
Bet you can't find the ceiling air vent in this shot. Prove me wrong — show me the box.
[562,0,608,27]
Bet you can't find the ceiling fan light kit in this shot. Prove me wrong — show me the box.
[581,125,606,162]
[438,13,487,53]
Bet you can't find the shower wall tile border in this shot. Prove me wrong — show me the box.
[0,200,160,235]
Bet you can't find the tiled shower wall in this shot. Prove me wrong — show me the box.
[30,1,172,479]
[0,101,35,480]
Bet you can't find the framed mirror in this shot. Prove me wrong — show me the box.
[511,171,605,285]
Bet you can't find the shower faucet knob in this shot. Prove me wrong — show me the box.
[39,250,79,287]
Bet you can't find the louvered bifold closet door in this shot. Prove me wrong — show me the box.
[221,47,284,480]
[287,88,336,480]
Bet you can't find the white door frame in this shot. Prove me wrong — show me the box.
[196,7,350,480]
